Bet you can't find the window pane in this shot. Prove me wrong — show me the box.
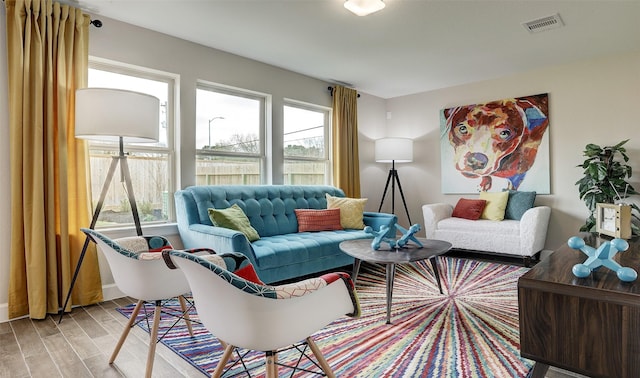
[196,88,261,153]
[196,156,261,185]
[87,66,173,228]
[90,151,170,227]
[284,105,325,159]
[283,160,327,185]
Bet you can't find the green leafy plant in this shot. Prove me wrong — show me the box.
[576,139,640,234]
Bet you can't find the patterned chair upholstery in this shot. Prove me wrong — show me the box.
[163,249,360,378]
[82,229,261,378]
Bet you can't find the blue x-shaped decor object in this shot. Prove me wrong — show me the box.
[567,236,637,282]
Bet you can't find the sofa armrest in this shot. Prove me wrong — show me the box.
[519,206,551,256]
[184,224,259,266]
[363,211,397,237]
[422,203,454,238]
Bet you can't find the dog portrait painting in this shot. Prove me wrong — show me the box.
[440,93,550,194]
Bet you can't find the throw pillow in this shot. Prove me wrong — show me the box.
[326,194,367,229]
[504,190,537,220]
[208,204,260,242]
[479,191,509,221]
[452,198,487,220]
[294,208,343,232]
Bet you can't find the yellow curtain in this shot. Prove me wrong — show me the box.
[6,0,102,319]
[331,85,361,198]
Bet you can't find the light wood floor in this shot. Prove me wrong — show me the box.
[0,297,587,378]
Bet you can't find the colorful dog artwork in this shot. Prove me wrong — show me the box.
[440,93,550,194]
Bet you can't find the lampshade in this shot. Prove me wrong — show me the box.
[344,0,385,16]
[375,137,413,163]
[75,88,160,143]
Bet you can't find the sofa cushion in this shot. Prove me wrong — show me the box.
[452,198,487,220]
[208,204,260,242]
[479,191,509,221]
[326,194,367,229]
[295,208,343,232]
[251,230,369,270]
[504,190,537,220]
[437,217,521,235]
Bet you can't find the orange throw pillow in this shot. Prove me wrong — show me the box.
[295,208,343,232]
[452,198,487,220]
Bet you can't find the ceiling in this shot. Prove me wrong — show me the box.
[74,0,640,99]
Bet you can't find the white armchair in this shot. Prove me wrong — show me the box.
[422,203,551,266]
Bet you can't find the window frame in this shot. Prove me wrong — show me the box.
[195,81,269,184]
[86,57,178,225]
[283,99,332,185]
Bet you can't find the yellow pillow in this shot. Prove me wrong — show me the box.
[326,194,367,229]
[479,191,509,221]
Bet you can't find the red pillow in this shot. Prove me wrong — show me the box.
[295,208,343,232]
[452,198,487,220]
[233,264,265,285]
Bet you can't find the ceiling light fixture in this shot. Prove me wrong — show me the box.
[344,0,385,16]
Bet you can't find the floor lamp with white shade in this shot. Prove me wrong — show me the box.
[375,137,413,224]
[58,88,160,323]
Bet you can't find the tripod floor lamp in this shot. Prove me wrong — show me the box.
[375,137,413,224]
[59,88,160,323]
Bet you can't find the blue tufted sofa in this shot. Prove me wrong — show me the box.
[175,185,397,284]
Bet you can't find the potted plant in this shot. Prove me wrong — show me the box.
[576,139,640,235]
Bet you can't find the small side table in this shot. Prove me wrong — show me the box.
[339,238,452,324]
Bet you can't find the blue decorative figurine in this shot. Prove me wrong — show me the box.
[567,236,637,282]
[365,223,423,250]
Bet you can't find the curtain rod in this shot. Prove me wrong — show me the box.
[0,0,103,27]
[328,86,360,98]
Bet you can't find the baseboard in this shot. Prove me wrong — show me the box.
[101,283,125,301]
[0,302,8,323]
[0,283,126,324]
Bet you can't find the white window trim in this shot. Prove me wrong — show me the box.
[283,98,333,185]
[196,80,271,184]
[87,57,180,223]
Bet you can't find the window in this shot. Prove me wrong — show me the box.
[196,84,266,185]
[87,61,175,228]
[283,101,331,185]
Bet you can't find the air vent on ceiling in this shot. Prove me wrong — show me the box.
[522,13,564,33]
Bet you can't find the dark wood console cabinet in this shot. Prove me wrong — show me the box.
[518,233,640,378]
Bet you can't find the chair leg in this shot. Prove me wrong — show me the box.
[110,300,144,364]
[145,301,162,378]
[212,344,235,378]
[177,295,194,337]
[307,337,335,378]
[265,351,278,378]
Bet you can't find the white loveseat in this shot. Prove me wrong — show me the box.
[422,203,551,267]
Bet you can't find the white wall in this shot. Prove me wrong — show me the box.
[357,51,640,252]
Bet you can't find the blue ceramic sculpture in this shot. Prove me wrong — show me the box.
[364,223,423,251]
[567,236,637,282]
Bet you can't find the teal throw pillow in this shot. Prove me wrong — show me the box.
[208,204,260,242]
[504,190,536,220]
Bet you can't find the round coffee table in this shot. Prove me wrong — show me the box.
[339,238,452,324]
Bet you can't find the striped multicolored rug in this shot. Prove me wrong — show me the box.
[117,256,533,377]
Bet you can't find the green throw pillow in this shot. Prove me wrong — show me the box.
[504,190,537,220]
[208,204,260,242]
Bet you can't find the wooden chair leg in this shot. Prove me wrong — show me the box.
[307,337,335,378]
[145,301,162,378]
[177,295,194,337]
[265,351,278,378]
[110,300,144,364]
[212,344,235,378]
